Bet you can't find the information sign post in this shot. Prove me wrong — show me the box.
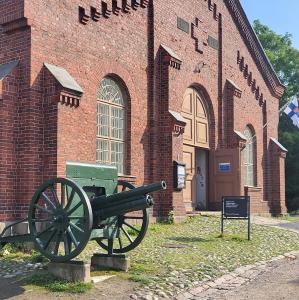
[221,196,251,240]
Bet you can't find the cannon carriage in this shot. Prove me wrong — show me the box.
[0,162,166,262]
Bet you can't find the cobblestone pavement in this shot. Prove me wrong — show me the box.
[1,216,299,300]
[130,217,299,300]
[171,217,299,300]
[0,260,44,279]
[175,252,298,300]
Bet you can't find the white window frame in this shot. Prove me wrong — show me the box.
[96,77,126,174]
[243,126,256,187]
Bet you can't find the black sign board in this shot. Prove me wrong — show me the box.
[223,197,248,218]
[221,196,251,240]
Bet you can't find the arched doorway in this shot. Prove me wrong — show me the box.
[182,87,210,211]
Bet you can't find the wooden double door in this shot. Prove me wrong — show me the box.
[182,88,209,212]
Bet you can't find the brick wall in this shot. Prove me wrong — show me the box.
[0,0,286,221]
[0,0,31,220]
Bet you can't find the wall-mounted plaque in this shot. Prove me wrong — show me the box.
[208,35,219,50]
[218,162,230,173]
[177,17,189,34]
[173,161,186,190]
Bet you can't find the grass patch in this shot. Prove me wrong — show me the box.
[274,215,299,222]
[74,216,299,288]
[217,233,250,242]
[24,273,92,293]
[128,274,151,284]
[119,216,299,283]
[2,215,299,295]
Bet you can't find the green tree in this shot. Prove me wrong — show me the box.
[253,20,299,211]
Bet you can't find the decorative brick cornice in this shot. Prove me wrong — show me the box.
[59,91,80,108]
[206,0,219,21]
[169,110,186,136]
[237,51,266,107]
[226,79,242,98]
[79,0,148,24]
[270,137,287,158]
[44,63,83,108]
[160,44,182,70]
[234,130,247,150]
[225,0,285,98]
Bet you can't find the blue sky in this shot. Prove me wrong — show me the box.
[240,0,299,50]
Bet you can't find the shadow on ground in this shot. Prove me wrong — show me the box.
[0,271,138,300]
[0,277,26,299]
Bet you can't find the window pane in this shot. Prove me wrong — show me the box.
[111,141,124,174]
[96,139,109,164]
[97,103,109,137]
[97,77,126,173]
[111,106,125,140]
[98,77,124,105]
[243,126,256,186]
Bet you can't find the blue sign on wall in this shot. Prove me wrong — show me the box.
[219,162,231,173]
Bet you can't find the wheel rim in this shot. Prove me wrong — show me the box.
[28,178,93,262]
[96,181,149,253]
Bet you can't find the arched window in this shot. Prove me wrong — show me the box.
[96,77,126,174]
[243,126,256,186]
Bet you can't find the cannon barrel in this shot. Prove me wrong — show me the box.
[95,195,153,220]
[91,181,167,211]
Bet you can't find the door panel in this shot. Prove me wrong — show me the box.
[196,121,208,144]
[182,88,209,148]
[182,87,210,211]
[196,95,207,118]
[183,145,195,212]
[196,149,208,209]
[183,116,193,142]
[182,93,193,114]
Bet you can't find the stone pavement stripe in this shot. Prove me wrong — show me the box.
[175,250,299,300]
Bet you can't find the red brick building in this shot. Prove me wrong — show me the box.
[0,0,287,224]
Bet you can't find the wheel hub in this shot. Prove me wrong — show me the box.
[53,210,69,231]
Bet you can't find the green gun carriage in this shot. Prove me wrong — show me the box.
[0,162,166,262]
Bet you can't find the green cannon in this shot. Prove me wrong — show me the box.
[0,162,166,262]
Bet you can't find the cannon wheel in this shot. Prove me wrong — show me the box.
[28,178,93,262]
[96,181,149,253]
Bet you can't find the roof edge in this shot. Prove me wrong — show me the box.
[225,0,285,98]
[44,63,83,96]
[0,60,19,81]
[270,137,288,152]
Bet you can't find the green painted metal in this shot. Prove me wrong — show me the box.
[66,161,117,189]
[90,227,119,240]
[28,178,93,262]
[96,181,150,253]
[92,182,166,209]
[0,161,166,262]
[95,195,153,220]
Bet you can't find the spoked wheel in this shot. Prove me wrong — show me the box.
[96,181,149,253]
[28,178,93,262]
